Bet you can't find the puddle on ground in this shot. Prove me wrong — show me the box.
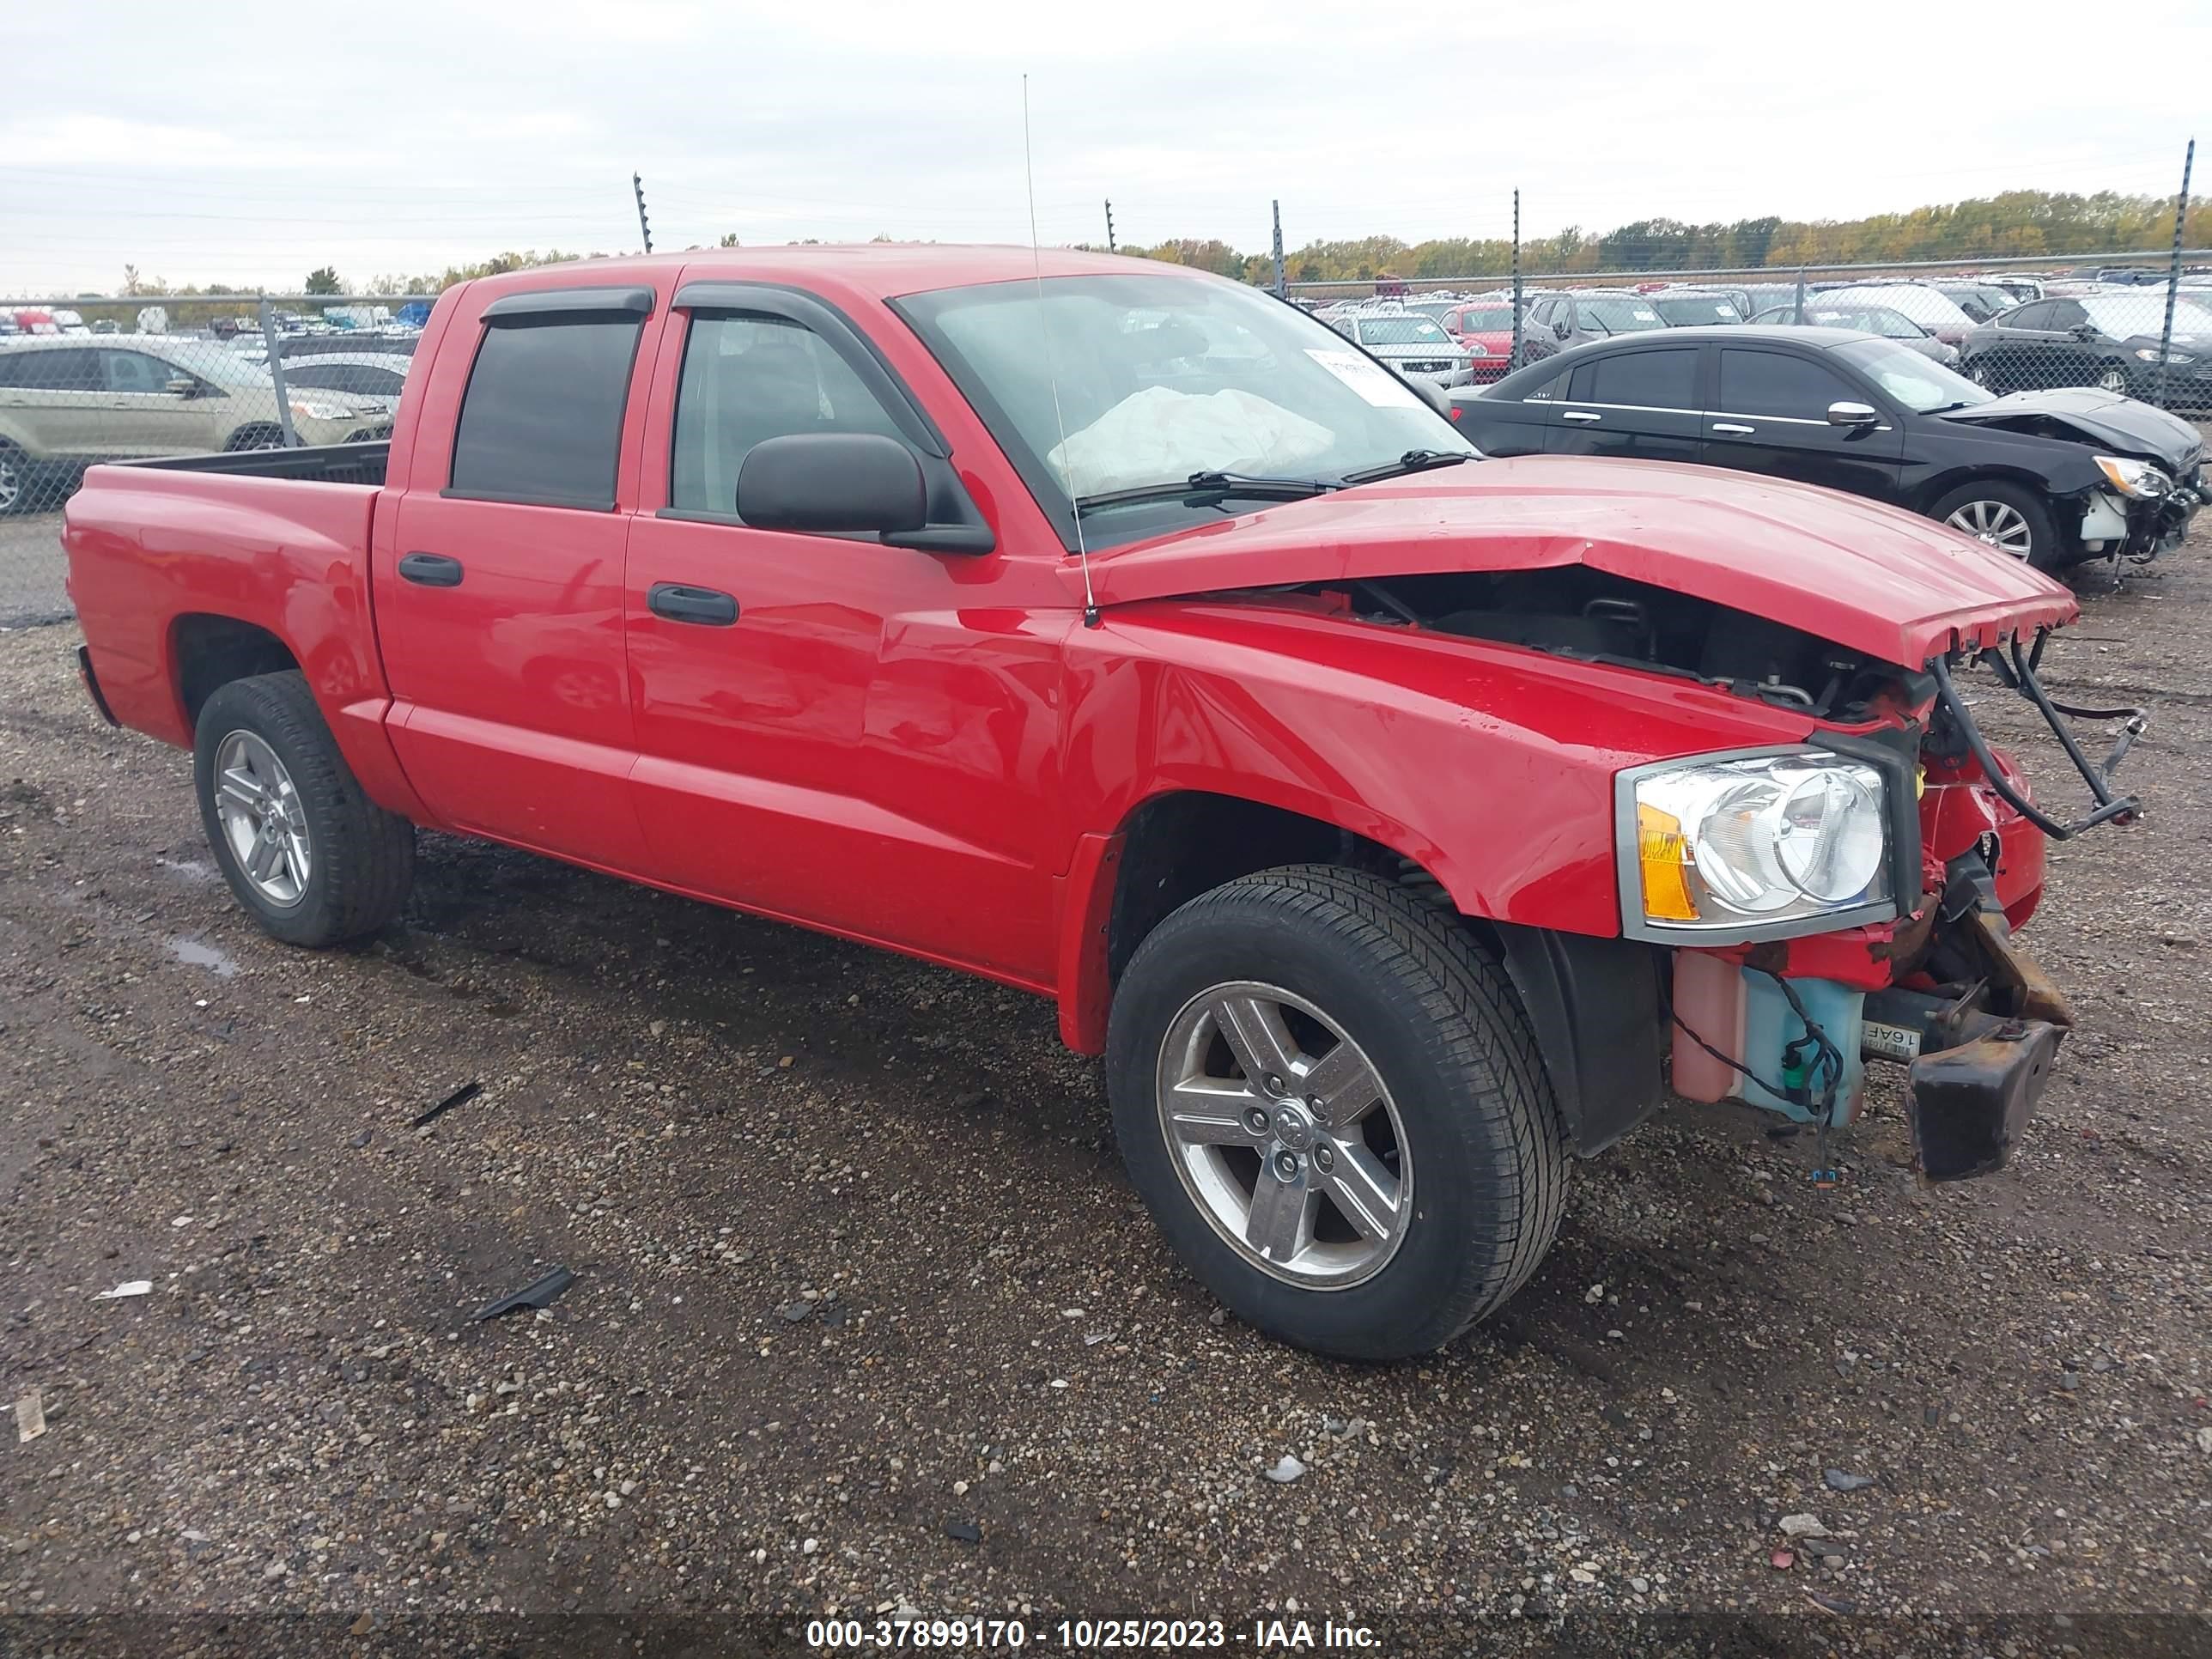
[155,856,216,884]
[168,937,240,978]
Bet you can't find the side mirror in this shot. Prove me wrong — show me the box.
[1826,401,1880,427]
[736,432,927,535]
[1406,375,1452,418]
[1553,320,1571,340]
[165,375,198,397]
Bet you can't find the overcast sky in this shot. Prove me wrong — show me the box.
[3,0,2202,295]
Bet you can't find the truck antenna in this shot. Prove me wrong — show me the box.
[1023,74,1100,629]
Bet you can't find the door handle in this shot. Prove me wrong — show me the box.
[398,551,465,587]
[1711,422,1755,434]
[647,582,738,627]
[1561,410,1601,422]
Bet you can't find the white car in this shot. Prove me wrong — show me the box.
[1811,283,1980,347]
[271,351,414,414]
[1332,313,1480,386]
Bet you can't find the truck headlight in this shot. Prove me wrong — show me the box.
[2093,455,2172,498]
[1619,753,1891,941]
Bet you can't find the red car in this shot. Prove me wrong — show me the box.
[63,246,2120,1360]
[1441,300,1525,380]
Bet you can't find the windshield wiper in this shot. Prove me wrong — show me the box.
[1339,449,1477,486]
[1073,471,1338,519]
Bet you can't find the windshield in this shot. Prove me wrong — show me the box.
[2082,295,2212,335]
[895,273,1469,550]
[1578,297,1666,333]
[1832,337,1993,412]
[1357,317,1455,346]
[1453,307,1516,331]
[1824,286,1974,330]
[1650,295,1741,324]
[1807,307,1918,339]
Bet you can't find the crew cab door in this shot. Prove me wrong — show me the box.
[1547,343,1702,463]
[619,280,1065,986]
[1701,344,1905,502]
[373,283,661,866]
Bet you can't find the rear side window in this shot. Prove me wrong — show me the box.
[449,317,643,508]
[0,347,102,391]
[1717,349,1856,418]
[2006,301,2054,330]
[1568,348,1697,410]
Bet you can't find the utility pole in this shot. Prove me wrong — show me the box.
[633,172,653,255]
[1103,199,1116,254]
[1271,200,1286,301]
[2155,137,2195,409]
[1510,188,1522,368]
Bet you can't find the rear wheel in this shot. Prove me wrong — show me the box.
[1107,865,1567,1360]
[2093,362,2132,397]
[1933,479,2062,571]
[0,442,25,515]
[194,671,415,946]
[1964,358,1993,389]
[225,424,289,453]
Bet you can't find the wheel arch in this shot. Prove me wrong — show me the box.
[170,612,301,729]
[1913,465,2069,519]
[1060,787,1664,1155]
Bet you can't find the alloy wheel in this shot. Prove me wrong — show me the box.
[1945,498,2034,559]
[211,730,313,906]
[1154,981,1411,1289]
[0,452,19,514]
[2095,366,2130,395]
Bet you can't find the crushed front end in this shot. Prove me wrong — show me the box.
[1634,629,2139,1182]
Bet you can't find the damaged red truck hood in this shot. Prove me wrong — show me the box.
[1079,454,2076,665]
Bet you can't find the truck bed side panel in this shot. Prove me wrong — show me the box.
[62,467,429,821]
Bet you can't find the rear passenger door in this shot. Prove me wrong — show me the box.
[1702,345,1904,501]
[0,347,108,459]
[375,283,661,866]
[1548,344,1702,463]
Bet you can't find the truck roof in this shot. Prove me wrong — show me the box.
[459,245,1189,306]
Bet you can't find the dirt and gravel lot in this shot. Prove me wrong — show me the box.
[3,525,2210,1656]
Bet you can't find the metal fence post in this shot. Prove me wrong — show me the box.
[1793,263,1807,319]
[1271,200,1286,301]
[1510,188,1522,369]
[258,295,299,449]
[2156,137,2195,410]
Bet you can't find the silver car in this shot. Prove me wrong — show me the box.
[1334,313,1480,386]
[271,351,415,414]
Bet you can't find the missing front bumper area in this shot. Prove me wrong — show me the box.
[1928,633,2143,842]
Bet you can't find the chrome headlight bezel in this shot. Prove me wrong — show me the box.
[1613,745,1898,946]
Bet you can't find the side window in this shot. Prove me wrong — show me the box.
[1568,348,1697,410]
[2005,301,2052,330]
[6,349,102,392]
[284,364,344,391]
[1521,365,1567,402]
[103,351,179,394]
[669,313,909,517]
[449,315,644,508]
[1717,349,1856,418]
[2045,300,2088,331]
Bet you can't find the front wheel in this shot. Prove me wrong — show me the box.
[1106,866,1568,1360]
[2094,362,2131,397]
[194,671,416,946]
[1932,479,2063,571]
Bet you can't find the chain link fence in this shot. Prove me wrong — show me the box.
[0,295,427,622]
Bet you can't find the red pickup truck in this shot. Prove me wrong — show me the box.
[64,247,2133,1360]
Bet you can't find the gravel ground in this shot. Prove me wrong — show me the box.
[3,530,2210,1656]
[0,513,70,629]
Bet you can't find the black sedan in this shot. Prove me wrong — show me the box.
[1959,292,2212,406]
[1449,325,2203,571]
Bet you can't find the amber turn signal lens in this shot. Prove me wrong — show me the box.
[1637,801,1699,922]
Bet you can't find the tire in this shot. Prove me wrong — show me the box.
[193,671,415,947]
[1931,479,2063,571]
[224,425,288,453]
[0,441,26,516]
[1963,358,1992,389]
[2093,362,2131,398]
[1106,865,1568,1360]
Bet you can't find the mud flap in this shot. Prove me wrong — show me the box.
[1906,1018,2064,1182]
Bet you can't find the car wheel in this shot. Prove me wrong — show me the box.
[224,425,289,453]
[1106,865,1567,1360]
[1932,480,2062,570]
[1964,359,1992,389]
[0,441,27,516]
[2094,362,2131,397]
[194,671,416,947]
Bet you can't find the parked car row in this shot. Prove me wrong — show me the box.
[1448,324,2203,572]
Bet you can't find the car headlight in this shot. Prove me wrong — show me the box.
[289,401,353,422]
[2094,454,2172,498]
[1465,341,1489,356]
[2133,347,2195,364]
[1620,753,1891,941]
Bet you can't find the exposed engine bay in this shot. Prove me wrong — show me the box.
[1331,567,1918,722]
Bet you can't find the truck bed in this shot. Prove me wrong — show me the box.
[117,439,389,488]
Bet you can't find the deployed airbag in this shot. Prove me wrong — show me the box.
[1048,385,1334,495]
